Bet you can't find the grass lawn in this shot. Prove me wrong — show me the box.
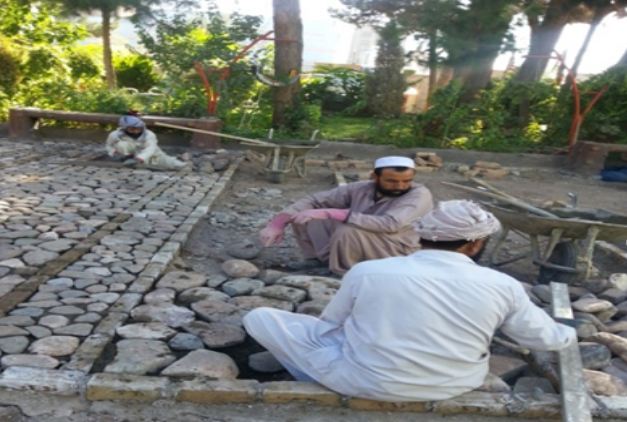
[320,115,373,140]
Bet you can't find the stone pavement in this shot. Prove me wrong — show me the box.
[2,138,627,420]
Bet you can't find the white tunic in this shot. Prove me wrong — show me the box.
[243,249,576,401]
[105,129,185,170]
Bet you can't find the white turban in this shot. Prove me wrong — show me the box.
[374,156,415,169]
[118,115,145,129]
[414,200,501,241]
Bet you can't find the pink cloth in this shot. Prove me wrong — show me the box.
[260,213,293,247]
[292,209,350,225]
[414,200,501,241]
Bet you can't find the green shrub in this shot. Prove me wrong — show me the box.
[0,39,21,96]
[67,47,101,80]
[302,66,368,115]
[114,54,160,92]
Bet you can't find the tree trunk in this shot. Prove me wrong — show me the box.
[426,30,438,109]
[102,6,116,89]
[436,66,454,89]
[272,0,303,128]
[453,54,500,101]
[515,0,573,83]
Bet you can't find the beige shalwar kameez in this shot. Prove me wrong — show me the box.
[105,129,186,170]
[283,180,433,274]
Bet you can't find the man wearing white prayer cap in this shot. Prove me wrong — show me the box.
[259,155,433,274]
[244,199,576,401]
[105,114,187,170]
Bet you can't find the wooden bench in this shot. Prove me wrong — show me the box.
[569,141,627,175]
[8,107,223,149]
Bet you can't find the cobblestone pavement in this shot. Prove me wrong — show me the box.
[0,138,241,376]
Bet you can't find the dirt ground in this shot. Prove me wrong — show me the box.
[183,141,627,285]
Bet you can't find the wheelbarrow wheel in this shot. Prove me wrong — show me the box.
[538,241,579,285]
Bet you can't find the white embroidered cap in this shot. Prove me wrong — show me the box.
[374,156,415,169]
[414,200,501,241]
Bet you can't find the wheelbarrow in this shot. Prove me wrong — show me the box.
[484,203,627,283]
[442,179,627,284]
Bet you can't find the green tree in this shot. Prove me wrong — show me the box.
[366,21,405,117]
[53,0,160,89]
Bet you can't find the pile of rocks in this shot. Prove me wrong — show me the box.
[414,152,443,172]
[457,161,510,180]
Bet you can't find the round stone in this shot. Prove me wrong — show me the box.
[0,336,29,354]
[116,323,177,340]
[144,288,176,304]
[221,259,259,278]
[168,333,204,351]
[182,321,246,348]
[161,349,238,379]
[29,336,79,356]
[156,271,206,292]
[580,342,612,370]
[39,315,70,329]
[221,278,264,297]
[1,354,59,369]
[130,304,195,328]
[248,351,284,373]
[178,287,230,305]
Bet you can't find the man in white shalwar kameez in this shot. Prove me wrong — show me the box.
[105,115,187,170]
[244,200,577,401]
[259,156,433,275]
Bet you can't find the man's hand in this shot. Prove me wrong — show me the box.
[292,208,350,225]
[135,156,145,164]
[259,213,293,247]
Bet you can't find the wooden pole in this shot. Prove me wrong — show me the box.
[154,122,275,147]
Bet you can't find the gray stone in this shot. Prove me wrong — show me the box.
[105,339,175,375]
[296,300,328,316]
[144,288,176,304]
[253,285,307,303]
[0,246,22,261]
[231,295,295,312]
[248,351,284,373]
[74,312,102,323]
[572,297,615,313]
[86,267,112,277]
[583,369,627,396]
[191,299,245,325]
[0,267,9,278]
[531,285,552,303]
[0,326,29,337]
[489,354,528,381]
[10,307,44,318]
[513,376,556,394]
[221,278,265,297]
[0,316,34,326]
[168,333,204,351]
[156,271,206,292]
[49,305,85,316]
[58,290,87,299]
[179,287,230,305]
[604,358,627,385]
[130,304,195,328]
[609,273,627,291]
[39,315,69,329]
[0,336,29,354]
[599,288,627,305]
[576,320,598,339]
[87,302,109,313]
[275,275,341,290]
[28,335,79,356]
[90,292,120,304]
[182,320,246,348]
[75,278,99,289]
[20,300,62,308]
[39,239,75,252]
[116,322,177,340]
[22,250,59,266]
[226,241,261,260]
[206,274,228,288]
[615,301,627,318]
[161,349,238,379]
[579,342,611,369]
[1,354,59,369]
[221,259,259,278]
[0,259,24,269]
[101,234,142,247]
[86,285,107,294]
[54,323,93,336]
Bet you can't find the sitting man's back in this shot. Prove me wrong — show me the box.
[244,200,576,401]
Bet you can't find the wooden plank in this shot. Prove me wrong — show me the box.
[550,282,593,422]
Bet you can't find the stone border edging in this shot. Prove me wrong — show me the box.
[2,368,627,418]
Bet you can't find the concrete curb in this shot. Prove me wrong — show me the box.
[3,369,627,418]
